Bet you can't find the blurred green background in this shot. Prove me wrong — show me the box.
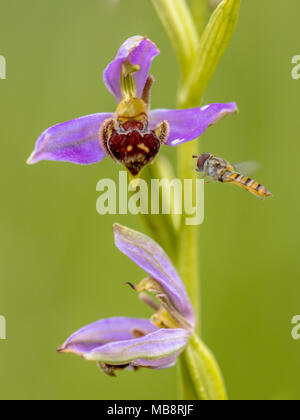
[0,0,299,400]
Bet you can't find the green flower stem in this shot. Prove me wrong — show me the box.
[177,140,200,325]
[152,0,203,326]
[178,347,202,400]
[151,0,241,401]
[151,0,202,322]
[177,68,228,401]
[151,0,199,79]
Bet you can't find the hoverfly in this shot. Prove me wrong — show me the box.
[194,153,272,199]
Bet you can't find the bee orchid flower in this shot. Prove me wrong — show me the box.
[27,36,238,176]
[58,224,196,376]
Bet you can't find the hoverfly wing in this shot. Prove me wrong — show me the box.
[233,161,260,176]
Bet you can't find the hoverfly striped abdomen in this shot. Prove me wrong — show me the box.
[227,172,272,198]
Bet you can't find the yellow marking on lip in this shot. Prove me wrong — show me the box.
[137,143,150,153]
[127,146,133,152]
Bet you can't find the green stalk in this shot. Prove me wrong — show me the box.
[176,44,228,400]
[151,0,241,401]
[176,140,200,324]
[152,0,201,322]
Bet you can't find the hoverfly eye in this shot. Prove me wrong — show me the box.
[196,154,211,171]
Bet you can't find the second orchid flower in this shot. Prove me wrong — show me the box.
[58,224,195,375]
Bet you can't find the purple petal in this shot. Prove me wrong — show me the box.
[58,317,157,356]
[103,36,160,103]
[113,224,195,327]
[149,103,238,146]
[84,328,189,368]
[27,113,113,165]
[133,356,178,370]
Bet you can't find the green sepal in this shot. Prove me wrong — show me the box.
[180,334,228,400]
[178,353,202,400]
[180,0,241,107]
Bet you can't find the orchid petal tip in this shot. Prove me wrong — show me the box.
[26,153,35,165]
[113,223,124,236]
